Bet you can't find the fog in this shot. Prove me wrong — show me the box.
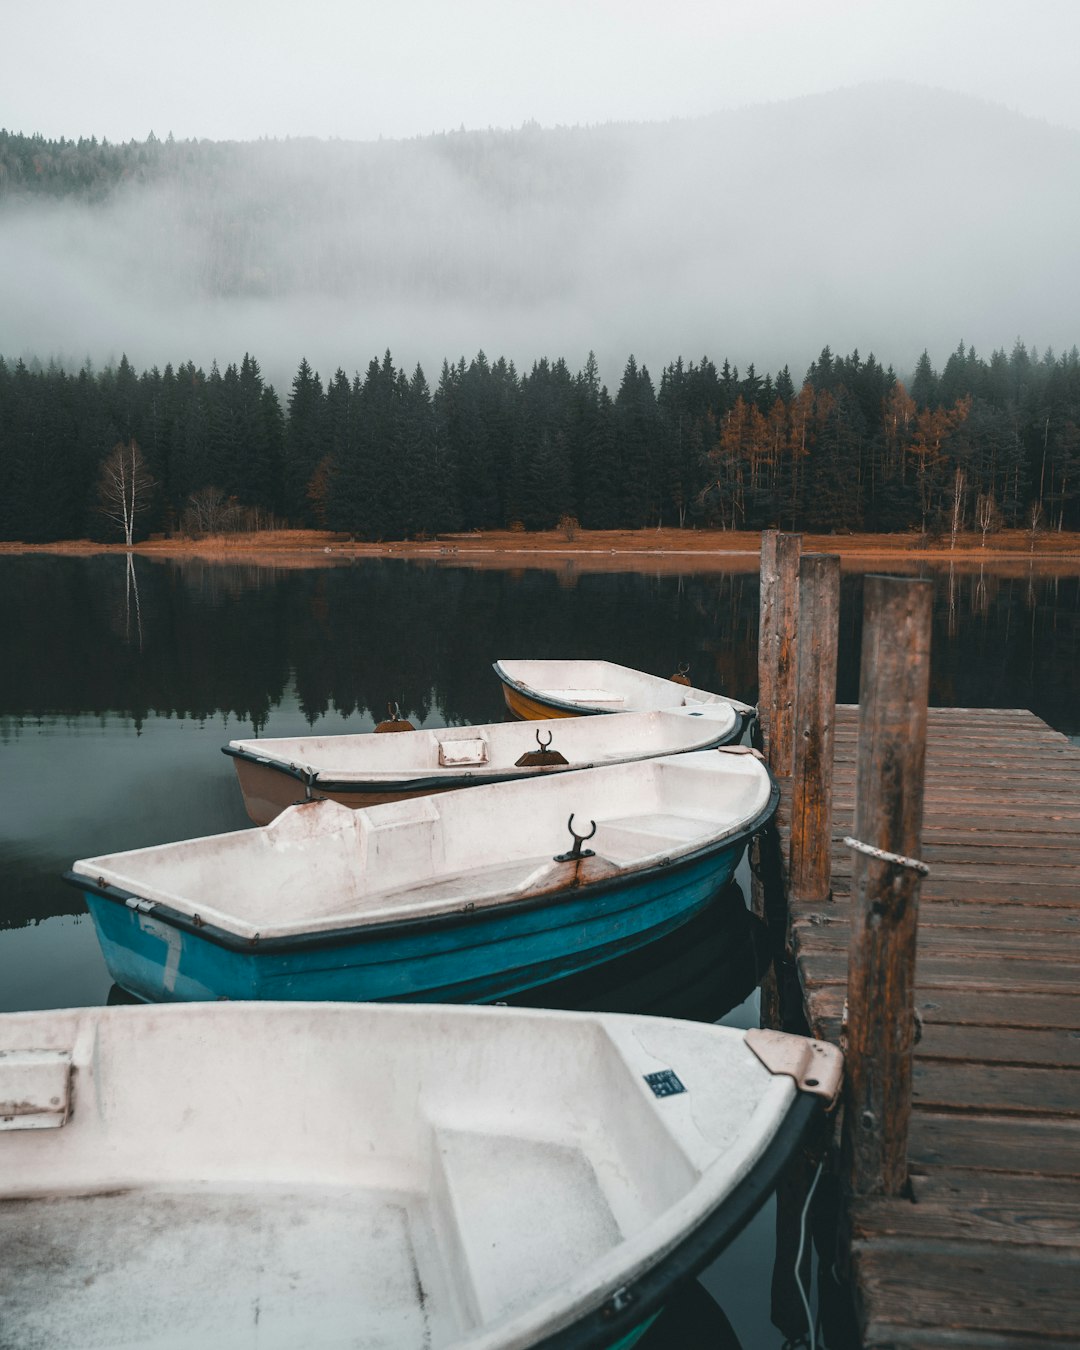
[3,83,1079,392]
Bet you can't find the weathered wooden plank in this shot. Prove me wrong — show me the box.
[831,861,1080,885]
[915,1023,1080,1068]
[910,1061,1080,1116]
[794,899,1080,932]
[854,1171,1080,1247]
[852,1240,1080,1343]
[805,984,1080,1035]
[798,950,1080,994]
[788,552,840,904]
[795,921,1080,960]
[908,1113,1080,1177]
[860,1331,1078,1348]
[831,802,1080,823]
[828,877,1080,904]
[863,1332,1080,1348]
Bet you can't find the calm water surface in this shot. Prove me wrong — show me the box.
[2,552,1077,1347]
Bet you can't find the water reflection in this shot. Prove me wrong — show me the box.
[1,553,1075,737]
[2,550,1074,1350]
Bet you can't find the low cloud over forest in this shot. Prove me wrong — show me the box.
[2,82,1079,389]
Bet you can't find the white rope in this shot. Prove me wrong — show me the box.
[844,836,929,876]
[793,1157,824,1350]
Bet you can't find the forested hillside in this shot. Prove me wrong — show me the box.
[1,338,1075,542]
[3,92,1079,543]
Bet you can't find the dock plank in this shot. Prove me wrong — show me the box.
[851,1241,1080,1345]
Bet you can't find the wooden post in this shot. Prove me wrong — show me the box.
[844,575,932,1197]
[788,553,840,905]
[757,530,802,778]
[754,532,802,1031]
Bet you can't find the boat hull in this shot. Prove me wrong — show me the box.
[78,837,751,1005]
[501,682,584,721]
[501,682,754,743]
[230,753,451,825]
[492,662,753,739]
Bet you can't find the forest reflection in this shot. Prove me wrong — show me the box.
[0,554,1076,736]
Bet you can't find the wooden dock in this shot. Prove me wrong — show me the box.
[785,705,1080,1348]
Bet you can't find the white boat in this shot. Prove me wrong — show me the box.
[492,660,755,727]
[223,705,744,826]
[0,1001,841,1349]
[66,749,778,1005]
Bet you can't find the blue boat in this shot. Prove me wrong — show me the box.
[65,749,778,1005]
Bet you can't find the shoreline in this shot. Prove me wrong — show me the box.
[2,527,1079,574]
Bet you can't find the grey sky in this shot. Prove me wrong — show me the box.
[5,0,1080,143]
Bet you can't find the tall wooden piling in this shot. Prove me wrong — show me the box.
[843,575,932,1197]
[788,553,840,905]
[757,531,802,778]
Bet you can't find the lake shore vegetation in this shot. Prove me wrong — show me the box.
[2,340,1078,548]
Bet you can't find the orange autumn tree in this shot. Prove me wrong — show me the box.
[908,396,972,532]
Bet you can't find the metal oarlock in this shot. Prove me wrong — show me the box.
[516,729,569,768]
[554,814,596,862]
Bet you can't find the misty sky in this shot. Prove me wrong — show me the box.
[4,1,1080,391]
[6,0,1080,143]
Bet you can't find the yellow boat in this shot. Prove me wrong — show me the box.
[493,659,755,736]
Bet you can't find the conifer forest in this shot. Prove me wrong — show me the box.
[1,339,1078,543]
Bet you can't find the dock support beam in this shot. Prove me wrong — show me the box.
[757,530,802,778]
[843,575,933,1197]
[788,553,840,905]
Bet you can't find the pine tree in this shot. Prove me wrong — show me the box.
[284,358,325,525]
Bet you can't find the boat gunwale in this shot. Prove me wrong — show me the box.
[220,723,740,795]
[491,660,756,721]
[62,781,780,955]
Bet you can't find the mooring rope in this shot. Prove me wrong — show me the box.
[843,837,930,876]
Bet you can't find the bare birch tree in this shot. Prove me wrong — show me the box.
[97,439,155,547]
[949,465,966,550]
[976,491,997,547]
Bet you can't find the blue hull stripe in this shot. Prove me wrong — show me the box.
[83,840,746,1004]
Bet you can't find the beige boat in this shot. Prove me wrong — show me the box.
[223,705,742,825]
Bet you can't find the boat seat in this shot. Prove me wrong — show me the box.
[537,688,625,705]
[351,857,560,922]
[431,1127,620,1324]
[594,813,714,865]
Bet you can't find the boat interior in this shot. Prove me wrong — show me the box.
[0,1003,795,1350]
[72,752,774,937]
[496,660,752,714]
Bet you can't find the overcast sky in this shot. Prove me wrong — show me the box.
[5,0,1080,143]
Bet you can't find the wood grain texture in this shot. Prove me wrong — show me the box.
[788,552,840,904]
[843,576,933,1197]
[757,529,802,778]
[781,703,1080,1344]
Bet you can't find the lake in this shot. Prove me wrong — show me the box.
[1,549,1077,1348]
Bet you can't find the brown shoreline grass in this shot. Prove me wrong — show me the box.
[3,527,1079,574]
